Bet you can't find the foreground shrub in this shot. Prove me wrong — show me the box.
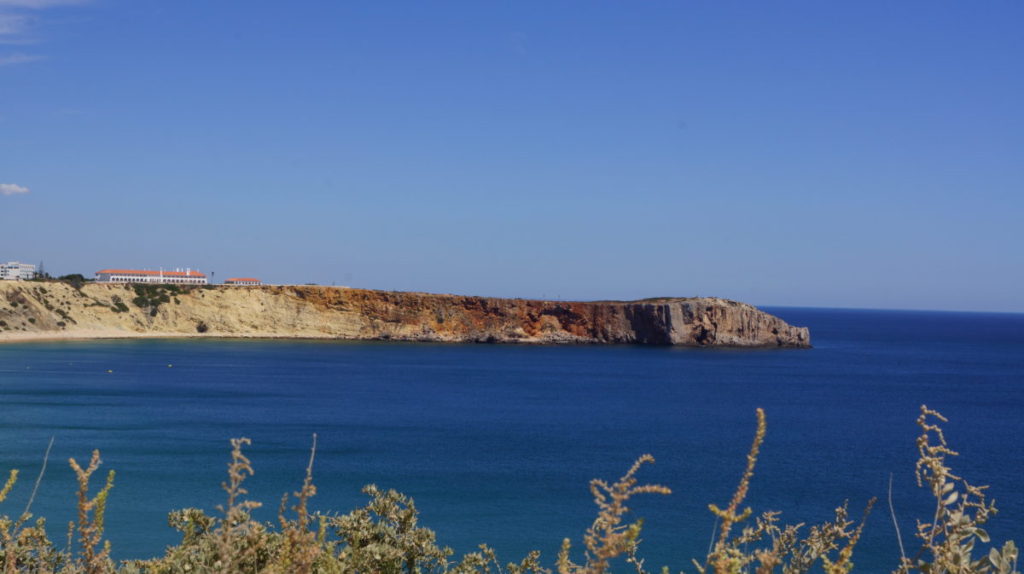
[0,407,1018,573]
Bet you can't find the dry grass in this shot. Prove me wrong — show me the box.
[0,406,1018,573]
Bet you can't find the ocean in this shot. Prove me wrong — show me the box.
[0,307,1022,570]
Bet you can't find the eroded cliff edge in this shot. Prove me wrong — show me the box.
[0,282,810,347]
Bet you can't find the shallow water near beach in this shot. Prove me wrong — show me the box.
[1,307,1022,570]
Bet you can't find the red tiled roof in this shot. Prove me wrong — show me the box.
[226,278,261,282]
[96,269,206,277]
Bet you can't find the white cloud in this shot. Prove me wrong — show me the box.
[0,0,85,47]
[0,183,30,195]
[0,52,40,65]
[0,13,28,37]
[0,0,85,7]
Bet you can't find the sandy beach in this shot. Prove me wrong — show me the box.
[0,329,340,344]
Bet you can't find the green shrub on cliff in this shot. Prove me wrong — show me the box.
[57,275,90,290]
[130,285,172,313]
[0,407,1019,573]
[109,296,129,314]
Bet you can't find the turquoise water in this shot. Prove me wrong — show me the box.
[1,307,1022,570]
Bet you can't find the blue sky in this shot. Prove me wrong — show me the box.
[2,1,1021,312]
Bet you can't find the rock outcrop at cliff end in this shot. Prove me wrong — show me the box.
[0,282,810,348]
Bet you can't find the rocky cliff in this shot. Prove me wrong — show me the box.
[0,282,810,347]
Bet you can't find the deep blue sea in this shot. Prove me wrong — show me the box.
[1,308,1022,570]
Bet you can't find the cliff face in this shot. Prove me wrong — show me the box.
[0,282,810,347]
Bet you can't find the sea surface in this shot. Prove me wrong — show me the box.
[0,308,1022,570]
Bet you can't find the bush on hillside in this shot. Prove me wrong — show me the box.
[0,407,1018,573]
[57,275,90,290]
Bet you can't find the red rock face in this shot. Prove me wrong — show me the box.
[275,287,811,348]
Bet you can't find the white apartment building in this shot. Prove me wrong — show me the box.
[0,261,37,281]
[95,268,208,285]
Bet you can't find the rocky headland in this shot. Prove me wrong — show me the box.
[0,282,810,347]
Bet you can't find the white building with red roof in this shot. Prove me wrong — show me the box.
[95,268,208,285]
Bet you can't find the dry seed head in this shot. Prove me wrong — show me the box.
[0,470,17,504]
[579,455,670,574]
[710,408,766,550]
